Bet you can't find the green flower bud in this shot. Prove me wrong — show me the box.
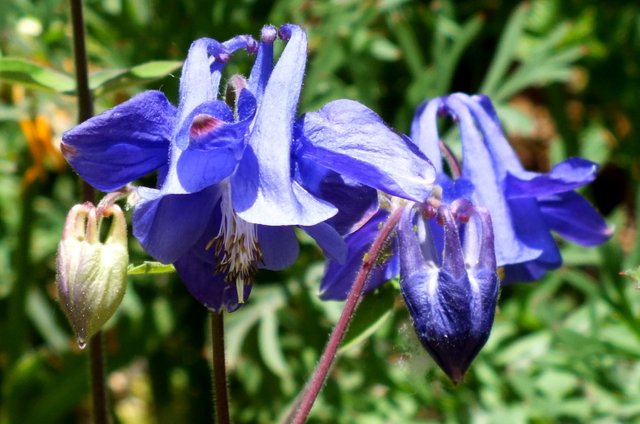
[56,202,128,347]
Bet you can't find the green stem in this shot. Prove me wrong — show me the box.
[289,204,406,424]
[210,311,230,424]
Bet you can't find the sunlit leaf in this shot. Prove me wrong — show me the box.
[90,60,182,95]
[127,261,175,275]
[0,58,75,92]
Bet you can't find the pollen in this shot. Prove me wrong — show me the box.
[208,182,262,303]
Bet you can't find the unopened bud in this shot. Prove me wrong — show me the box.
[56,202,128,347]
[397,202,499,383]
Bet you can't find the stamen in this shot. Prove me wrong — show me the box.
[209,181,262,303]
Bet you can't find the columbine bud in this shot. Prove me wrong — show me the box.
[56,202,128,347]
[397,201,499,383]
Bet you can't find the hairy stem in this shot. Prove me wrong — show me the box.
[211,311,230,424]
[89,333,109,424]
[69,0,107,422]
[289,204,406,424]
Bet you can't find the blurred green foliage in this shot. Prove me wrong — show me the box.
[1,0,639,423]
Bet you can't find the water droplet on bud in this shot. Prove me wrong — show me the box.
[77,337,86,350]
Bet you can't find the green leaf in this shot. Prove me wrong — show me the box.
[90,60,182,96]
[434,13,484,94]
[26,287,69,352]
[340,282,396,352]
[127,261,175,275]
[258,310,293,386]
[0,58,75,92]
[480,3,530,96]
[225,286,286,368]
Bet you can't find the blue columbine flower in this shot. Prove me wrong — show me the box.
[320,187,500,382]
[411,93,612,282]
[62,24,435,312]
[398,198,499,383]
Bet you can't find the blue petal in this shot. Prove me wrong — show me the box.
[495,196,561,283]
[301,222,347,263]
[237,88,258,121]
[174,99,253,192]
[132,185,219,264]
[232,25,337,225]
[294,156,378,235]
[457,93,525,176]
[173,200,251,312]
[257,225,299,270]
[298,99,435,202]
[320,210,398,300]
[248,25,277,104]
[445,95,540,266]
[539,191,612,246]
[502,257,560,284]
[61,90,174,192]
[505,158,599,198]
[174,100,234,150]
[176,38,226,129]
[410,98,444,173]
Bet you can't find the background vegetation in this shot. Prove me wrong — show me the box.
[1,0,639,422]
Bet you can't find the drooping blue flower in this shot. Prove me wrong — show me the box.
[320,186,500,382]
[411,93,612,282]
[62,24,435,312]
[397,199,499,383]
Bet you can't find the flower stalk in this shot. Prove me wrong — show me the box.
[210,311,230,424]
[68,0,107,422]
[289,203,406,424]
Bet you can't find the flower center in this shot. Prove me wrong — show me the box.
[207,182,262,303]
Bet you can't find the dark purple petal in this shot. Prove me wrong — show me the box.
[320,210,398,300]
[257,225,299,270]
[539,191,612,246]
[61,90,174,192]
[502,258,559,284]
[301,222,347,263]
[175,253,249,312]
[132,186,219,264]
[294,156,378,235]
[398,204,498,383]
[505,158,599,198]
[232,25,337,225]
[173,196,251,312]
[298,99,435,202]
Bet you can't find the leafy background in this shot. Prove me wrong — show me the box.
[1,0,639,423]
